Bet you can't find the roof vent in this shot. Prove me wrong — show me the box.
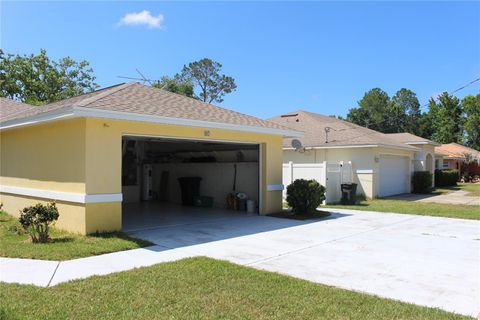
[281,113,298,118]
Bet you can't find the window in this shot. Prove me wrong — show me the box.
[442,160,449,168]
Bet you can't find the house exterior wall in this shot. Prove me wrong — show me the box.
[283,147,376,198]
[443,159,462,170]
[283,146,415,199]
[0,119,89,233]
[1,117,284,234]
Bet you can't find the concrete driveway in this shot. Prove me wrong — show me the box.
[127,208,480,317]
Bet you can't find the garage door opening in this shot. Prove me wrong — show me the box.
[121,135,260,231]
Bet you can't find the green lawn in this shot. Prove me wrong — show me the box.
[0,257,470,320]
[325,183,480,220]
[326,199,479,220]
[0,211,152,260]
[434,183,480,197]
[455,183,480,197]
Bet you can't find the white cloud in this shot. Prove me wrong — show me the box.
[118,10,164,29]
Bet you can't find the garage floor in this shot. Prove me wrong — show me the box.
[124,206,479,317]
[122,202,254,232]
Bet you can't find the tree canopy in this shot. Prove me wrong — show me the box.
[346,88,389,132]
[346,88,422,134]
[428,92,464,144]
[179,58,236,103]
[0,49,98,105]
[345,88,477,149]
[152,75,194,98]
[462,94,480,150]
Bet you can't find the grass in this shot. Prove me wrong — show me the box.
[325,183,480,220]
[455,183,480,197]
[434,183,480,197]
[0,211,152,260]
[0,257,470,320]
[326,199,479,220]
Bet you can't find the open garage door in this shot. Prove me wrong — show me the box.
[121,136,260,230]
[378,155,409,197]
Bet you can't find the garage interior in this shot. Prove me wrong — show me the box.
[121,136,260,231]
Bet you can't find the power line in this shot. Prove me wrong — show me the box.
[422,76,480,109]
[450,77,480,94]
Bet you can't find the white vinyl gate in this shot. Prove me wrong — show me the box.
[283,161,353,204]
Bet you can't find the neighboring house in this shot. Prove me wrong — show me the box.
[385,133,441,187]
[435,143,480,171]
[268,111,420,202]
[0,83,301,234]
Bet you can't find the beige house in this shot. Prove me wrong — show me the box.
[268,111,419,201]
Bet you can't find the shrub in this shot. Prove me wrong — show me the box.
[412,171,432,194]
[286,179,326,214]
[435,169,459,187]
[19,202,59,243]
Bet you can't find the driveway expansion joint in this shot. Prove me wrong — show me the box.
[47,261,61,287]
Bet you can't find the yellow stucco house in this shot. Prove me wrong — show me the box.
[0,83,301,234]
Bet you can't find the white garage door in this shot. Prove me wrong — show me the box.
[378,155,409,197]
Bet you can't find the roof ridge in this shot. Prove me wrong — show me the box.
[74,82,133,107]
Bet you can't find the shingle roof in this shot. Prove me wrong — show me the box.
[435,143,480,160]
[267,110,418,150]
[0,83,296,134]
[385,133,439,146]
[0,97,36,120]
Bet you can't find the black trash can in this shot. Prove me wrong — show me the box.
[341,183,358,205]
[178,177,202,206]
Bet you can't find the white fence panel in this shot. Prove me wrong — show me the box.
[282,162,326,199]
[283,161,352,204]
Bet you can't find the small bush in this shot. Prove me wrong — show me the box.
[19,202,59,243]
[286,179,326,214]
[412,171,433,194]
[435,169,459,187]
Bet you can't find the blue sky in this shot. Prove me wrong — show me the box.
[2,1,479,119]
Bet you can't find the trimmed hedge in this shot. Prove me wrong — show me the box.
[412,171,432,194]
[435,169,459,187]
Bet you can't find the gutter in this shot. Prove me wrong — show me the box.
[283,143,419,152]
[0,106,303,138]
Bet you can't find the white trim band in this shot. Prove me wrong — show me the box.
[267,184,284,191]
[0,185,122,204]
[356,169,374,174]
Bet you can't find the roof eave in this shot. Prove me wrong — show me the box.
[283,143,418,151]
[405,141,440,146]
[0,106,303,138]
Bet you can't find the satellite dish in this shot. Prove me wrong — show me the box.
[291,139,303,151]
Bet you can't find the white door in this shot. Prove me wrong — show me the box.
[378,155,409,197]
